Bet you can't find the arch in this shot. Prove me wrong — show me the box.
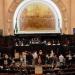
[13,0,62,34]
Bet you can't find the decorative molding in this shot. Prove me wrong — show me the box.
[6,0,21,35]
[53,0,69,34]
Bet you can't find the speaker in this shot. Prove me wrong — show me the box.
[0,29,3,36]
[73,28,75,34]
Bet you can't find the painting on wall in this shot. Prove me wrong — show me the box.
[20,3,55,31]
[13,0,62,34]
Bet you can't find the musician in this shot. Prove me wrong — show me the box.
[45,54,50,64]
[22,51,27,65]
[49,50,54,65]
[59,54,65,68]
[53,54,59,68]
[2,54,12,68]
[32,51,38,65]
[38,50,45,65]
[38,55,42,65]
[26,51,33,65]
[66,51,72,67]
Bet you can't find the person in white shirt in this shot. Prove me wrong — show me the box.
[50,50,54,58]
[32,51,38,65]
[59,54,65,67]
[66,53,72,66]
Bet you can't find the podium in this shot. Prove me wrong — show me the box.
[35,65,43,75]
